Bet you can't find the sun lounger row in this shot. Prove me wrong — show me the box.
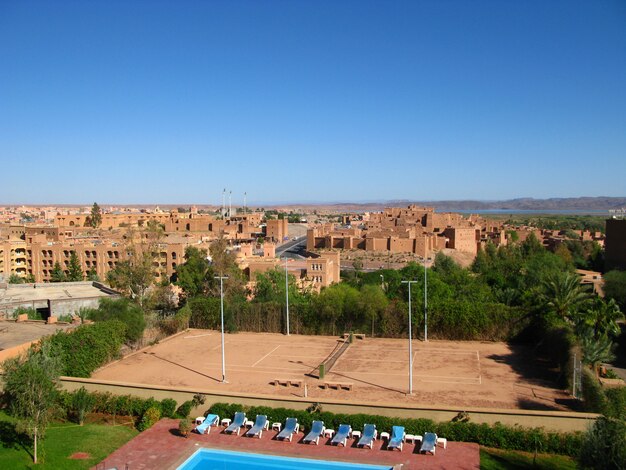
[195,413,445,454]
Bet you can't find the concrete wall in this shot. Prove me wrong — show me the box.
[58,377,598,433]
[50,297,101,317]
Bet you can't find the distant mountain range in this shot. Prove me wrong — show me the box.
[8,197,625,213]
[265,197,626,213]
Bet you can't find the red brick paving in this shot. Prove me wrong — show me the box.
[94,419,479,470]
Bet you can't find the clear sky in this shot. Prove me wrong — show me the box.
[1,0,625,205]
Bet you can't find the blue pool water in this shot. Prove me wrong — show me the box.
[177,448,392,470]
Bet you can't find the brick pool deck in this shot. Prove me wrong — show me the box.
[94,419,479,470]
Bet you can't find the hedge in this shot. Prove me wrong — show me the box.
[41,320,127,377]
[56,389,181,425]
[581,368,608,414]
[206,402,582,457]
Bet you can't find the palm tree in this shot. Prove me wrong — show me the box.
[576,298,623,338]
[579,327,616,377]
[539,272,590,322]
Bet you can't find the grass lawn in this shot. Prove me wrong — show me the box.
[480,447,577,469]
[0,411,138,469]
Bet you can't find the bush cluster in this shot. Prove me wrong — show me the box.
[42,321,127,377]
[87,298,146,344]
[207,402,582,457]
[57,389,179,422]
[137,406,161,432]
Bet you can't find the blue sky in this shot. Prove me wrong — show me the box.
[1,0,625,205]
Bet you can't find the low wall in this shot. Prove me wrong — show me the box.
[0,340,38,364]
[58,377,598,433]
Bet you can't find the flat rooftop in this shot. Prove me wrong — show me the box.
[0,321,74,352]
[0,282,117,304]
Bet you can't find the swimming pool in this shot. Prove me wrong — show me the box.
[177,448,393,470]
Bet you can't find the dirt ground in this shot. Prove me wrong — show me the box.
[92,330,571,410]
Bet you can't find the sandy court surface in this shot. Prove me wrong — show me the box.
[92,330,570,410]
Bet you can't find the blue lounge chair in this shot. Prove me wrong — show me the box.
[303,420,325,445]
[194,414,219,435]
[224,412,246,435]
[331,424,352,447]
[419,432,437,455]
[357,424,377,449]
[276,417,299,441]
[387,426,405,451]
[245,415,269,438]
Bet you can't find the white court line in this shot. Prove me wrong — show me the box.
[212,343,226,351]
[354,347,478,355]
[333,369,480,380]
[251,345,281,367]
[418,379,481,385]
[183,333,213,339]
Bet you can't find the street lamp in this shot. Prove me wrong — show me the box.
[282,257,290,336]
[214,275,229,382]
[424,257,431,342]
[401,280,418,395]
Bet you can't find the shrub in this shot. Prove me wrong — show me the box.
[604,387,626,421]
[178,417,193,437]
[88,298,146,344]
[13,306,42,320]
[161,398,177,418]
[187,297,221,329]
[41,320,126,377]
[43,321,126,377]
[175,400,194,418]
[579,417,626,470]
[71,386,95,425]
[137,406,161,432]
[581,367,607,413]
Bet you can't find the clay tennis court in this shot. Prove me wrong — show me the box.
[92,329,570,410]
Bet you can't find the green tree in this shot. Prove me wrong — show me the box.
[209,236,246,301]
[88,297,146,344]
[175,246,214,298]
[576,298,623,339]
[90,202,102,228]
[539,272,590,323]
[8,273,24,284]
[67,251,84,281]
[1,343,61,464]
[579,327,616,377]
[358,284,388,337]
[86,267,100,282]
[106,250,154,307]
[50,261,66,283]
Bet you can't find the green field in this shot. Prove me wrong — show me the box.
[480,447,577,469]
[0,411,138,469]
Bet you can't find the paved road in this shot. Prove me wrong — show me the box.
[276,236,307,258]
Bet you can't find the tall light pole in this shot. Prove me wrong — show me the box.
[283,257,290,336]
[401,280,418,395]
[424,258,429,342]
[215,275,228,382]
